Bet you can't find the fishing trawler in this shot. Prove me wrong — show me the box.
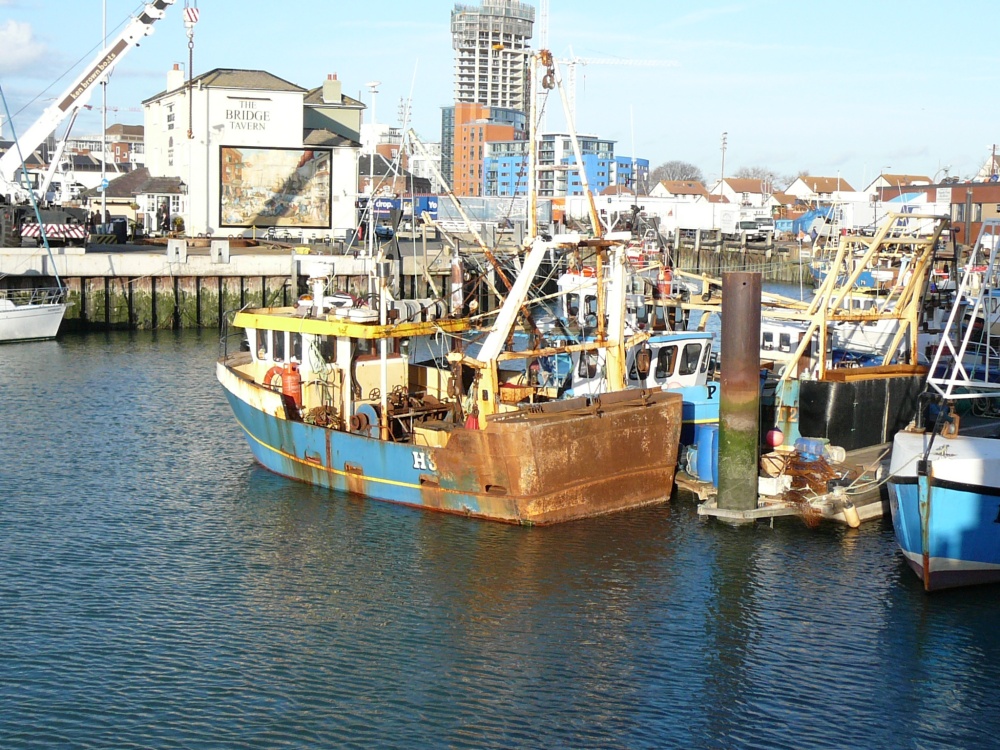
[888,220,1000,590]
[217,237,684,525]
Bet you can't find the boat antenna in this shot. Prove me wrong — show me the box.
[0,83,64,293]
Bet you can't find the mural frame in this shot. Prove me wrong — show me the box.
[219,146,332,228]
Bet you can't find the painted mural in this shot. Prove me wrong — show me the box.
[219,147,332,228]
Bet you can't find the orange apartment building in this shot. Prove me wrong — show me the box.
[452,102,525,197]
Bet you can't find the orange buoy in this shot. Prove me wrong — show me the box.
[264,365,284,388]
[282,361,302,408]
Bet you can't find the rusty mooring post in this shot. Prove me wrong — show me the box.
[717,271,761,516]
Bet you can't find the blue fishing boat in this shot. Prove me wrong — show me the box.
[218,237,685,525]
[888,219,1000,590]
[552,264,717,444]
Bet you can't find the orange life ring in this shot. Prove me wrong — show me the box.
[264,365,284,388]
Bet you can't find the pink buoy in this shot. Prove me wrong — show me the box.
[766,429,784,448]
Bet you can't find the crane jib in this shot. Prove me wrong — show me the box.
[58,40,129,112]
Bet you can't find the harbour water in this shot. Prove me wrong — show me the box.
[3,330,1000,749]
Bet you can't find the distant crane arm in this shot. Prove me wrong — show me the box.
[1,0,176,201]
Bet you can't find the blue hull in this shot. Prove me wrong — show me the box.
[219,361,683,525]
[888,477,1000,590]
[223,386,488,515]
[675,384,719,447]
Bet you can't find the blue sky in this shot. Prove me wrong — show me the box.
[1,0,997,189]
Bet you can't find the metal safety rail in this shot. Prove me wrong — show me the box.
[0,287,67,307]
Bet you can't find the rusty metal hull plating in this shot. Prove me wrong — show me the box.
[218,359,682,525]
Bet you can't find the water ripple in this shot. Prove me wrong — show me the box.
[2,332,1000,749]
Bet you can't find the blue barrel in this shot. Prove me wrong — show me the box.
[696,424,719,486]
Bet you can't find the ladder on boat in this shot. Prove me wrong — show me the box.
[927,219,1000,400]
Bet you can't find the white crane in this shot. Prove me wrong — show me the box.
[0,0,176,204]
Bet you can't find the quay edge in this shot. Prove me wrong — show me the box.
[0,242,456,331]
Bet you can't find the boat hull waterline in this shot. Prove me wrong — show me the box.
[888,430,1000,590]
[219,361,683,525]
[0,301,66,342]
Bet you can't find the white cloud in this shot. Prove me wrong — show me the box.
[0,20,45,74]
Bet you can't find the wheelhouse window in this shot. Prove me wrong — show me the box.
[317,335,336,364]
[578,351,599,379]
[566,294,580,318]
[655,346,677,379]
[679,343,703,376]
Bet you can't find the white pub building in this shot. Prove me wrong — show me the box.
[143,66,362,239]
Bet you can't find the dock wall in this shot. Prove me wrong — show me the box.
[0,246,453,331]
[1,240,811,331]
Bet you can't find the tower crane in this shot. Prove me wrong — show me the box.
[0,0,176,204]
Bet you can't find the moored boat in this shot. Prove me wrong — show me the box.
[0,285,68,343]
[218,238,684,524]
[888,219,1000,590]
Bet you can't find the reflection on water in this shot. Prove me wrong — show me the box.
[2,331,1000,749]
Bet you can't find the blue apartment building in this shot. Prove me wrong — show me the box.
[484,133,648,197]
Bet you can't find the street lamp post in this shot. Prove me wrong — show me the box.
[365,81,380,259]
[720,132,728,193]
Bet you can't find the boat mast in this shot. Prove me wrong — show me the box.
[0,84,63,294]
